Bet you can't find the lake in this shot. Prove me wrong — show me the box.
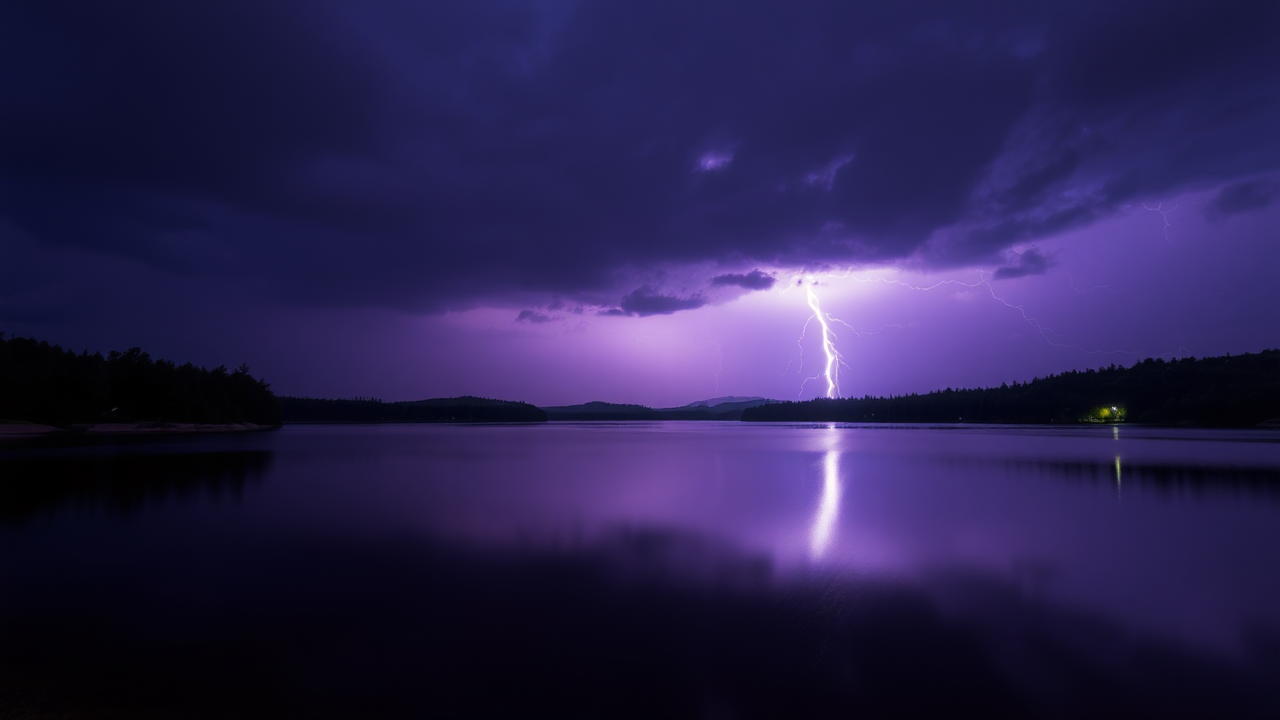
[3,423,1279,718]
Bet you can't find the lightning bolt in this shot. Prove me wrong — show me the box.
[805,282,843,398]
[787,272,917,398]
[783,268,1151,396]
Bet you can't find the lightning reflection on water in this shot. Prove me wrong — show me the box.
[810,427,842,559]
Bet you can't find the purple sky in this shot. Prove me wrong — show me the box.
[2,1,1277,406]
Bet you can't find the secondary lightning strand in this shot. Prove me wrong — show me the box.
[1143,202,1177,241]
[826,317,909,339]
[785,314,816,378]
[845,273,1140,356]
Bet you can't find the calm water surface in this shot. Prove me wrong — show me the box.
[2,423,1279,718]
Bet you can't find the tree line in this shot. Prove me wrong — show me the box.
[0,334,281,426]
[278,396,547,423]
[743,350,1280,427]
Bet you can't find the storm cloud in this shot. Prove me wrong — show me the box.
[515,309,555,324]
[993,248,1052,280]
[1205,180,1276,222]
[710,270,778,291]
[617,286,708,317]
[1,1,1277,318]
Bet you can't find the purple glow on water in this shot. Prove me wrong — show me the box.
[4,423,1279,715]
[244,423,1277,655]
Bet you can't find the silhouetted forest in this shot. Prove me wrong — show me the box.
[744,350,1280,427]
[279,396,547,423]
[0,334,281,427]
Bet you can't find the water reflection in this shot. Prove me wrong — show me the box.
[0,450,272,524]
[4,525,1277,718]
[929,455,1280,502]
[1115,454,1122,499]
[809,427,842,559]
[5,424,1280,718]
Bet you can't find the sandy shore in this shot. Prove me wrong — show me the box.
[0,422,274,436]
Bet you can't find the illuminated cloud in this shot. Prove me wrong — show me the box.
[0,0,1277,404]
[697,151,734,172]
[802,154,855,192]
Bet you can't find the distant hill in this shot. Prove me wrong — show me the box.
[540,401,658,421]
[279,396,547,423]
[657,397,778,420]
[743,350,1280,427]
[542,397,778,421]
[673,396,770,409]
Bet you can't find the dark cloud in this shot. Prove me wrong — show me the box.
[1,1,1277,319]
[618,286,707,317]
[515,310,554,324]
[993,247,1052,280]
[1205,180,1276,222]
[710,269,777,291]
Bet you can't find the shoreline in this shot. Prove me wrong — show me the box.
[0,422,277,437]
[5,420,1276,437]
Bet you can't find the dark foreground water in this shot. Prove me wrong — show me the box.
[2,423,1279,719]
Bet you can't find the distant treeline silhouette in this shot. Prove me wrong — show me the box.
[0,334,281,426]
[279,396,547,423]
[541,399,777,421]
[743,350,1280,427]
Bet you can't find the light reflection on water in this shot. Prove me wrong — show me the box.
[2,423,1279,717]
[1116,454,1123,498]
[809,425,842,559]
